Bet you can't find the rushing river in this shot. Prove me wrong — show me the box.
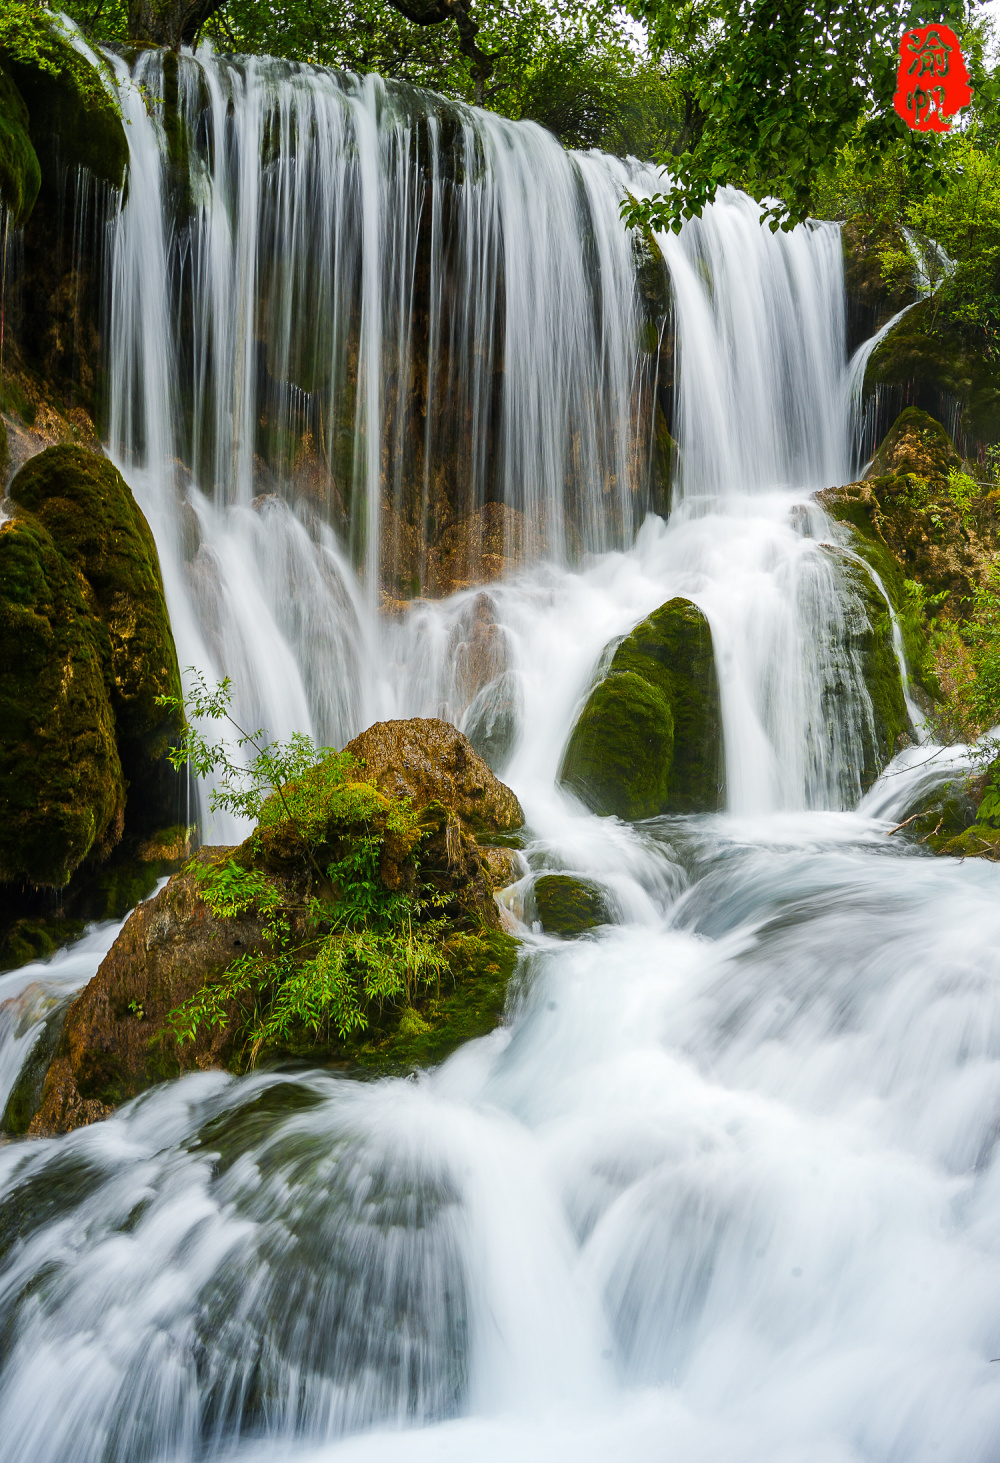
[2,34,1000,1463]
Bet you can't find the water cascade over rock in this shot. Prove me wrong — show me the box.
[5,38,1000,1463]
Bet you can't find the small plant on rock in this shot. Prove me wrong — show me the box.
[155,672,449,1064]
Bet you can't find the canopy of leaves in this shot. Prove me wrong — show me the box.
[622,0,996,230]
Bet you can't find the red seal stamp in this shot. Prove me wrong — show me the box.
[894,23,972,132]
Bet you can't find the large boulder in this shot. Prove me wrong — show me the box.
[559,598,723,820]
[0,510,125,886]
[28,745,523,1135]
[9,447,183,829]
[344,718,524,834]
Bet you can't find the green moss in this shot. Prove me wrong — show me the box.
[9,447,183,824]
[560,597,723,820]
[0,915,86,970]
[0,509,125,886]
[534,874,609,936]
[865,302,1000,448]
[0,61,39,225]
[0,6,127,191]
[0,415,8,480]
[354,930,520,1072]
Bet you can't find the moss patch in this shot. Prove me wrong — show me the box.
[0,7,127,191]
[560,597,723,820]
[10,446,183,822]
[0,61,39,225]
[0,510,125,886]
[534,874,609,936]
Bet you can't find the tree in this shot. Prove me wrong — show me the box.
[621,0,994,231]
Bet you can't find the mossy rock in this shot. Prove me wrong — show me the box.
[864,300,1000,449]
[9,447,183,825]
[0,8,127,191]
[1,998,71,1135]
[0,510,125,886]
[560,597,723,820]
[533,874,610,937]
[0,60,39,225]
[826,548,911,789]
[0,415,8,481]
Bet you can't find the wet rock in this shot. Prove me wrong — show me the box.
[28,848,270,1135]
[345,718,524,834]
[533,874,610,937]
[478,844,520,889]
[559,597,723,820]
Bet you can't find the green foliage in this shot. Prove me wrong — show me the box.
[158,676,451,1062]
[966,566,1000,729]
[622,0,993,233]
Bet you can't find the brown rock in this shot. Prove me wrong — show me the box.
[29,847,272,1136]
[479,845,521,889]
[345,718,524,834]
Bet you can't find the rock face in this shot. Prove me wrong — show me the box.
[345,719,524,833]
[559,598,723,820]
[0,510,126,886]
[28,732,524,1135]
[1,449,182,890]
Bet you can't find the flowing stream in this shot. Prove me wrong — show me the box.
[3,43,1000,1463]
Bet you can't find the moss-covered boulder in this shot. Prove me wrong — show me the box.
[0,8,127,193]
[534,874,610,937]
[0,510,125,886]
[9,447,183,825]
[0,60,39,225]
[344,718,524,834]
[864,299,1000,452]
[28,747,524,1135]
[559,598,723,820]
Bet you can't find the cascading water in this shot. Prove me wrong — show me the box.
[3,37,1000,1463]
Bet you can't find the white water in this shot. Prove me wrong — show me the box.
[3,42,1000,1463]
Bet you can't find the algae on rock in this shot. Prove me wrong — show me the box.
[559,597,723,820]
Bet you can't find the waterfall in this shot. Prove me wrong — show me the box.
[93,45,878,826]
[7,43,1000,1463]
